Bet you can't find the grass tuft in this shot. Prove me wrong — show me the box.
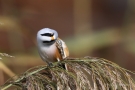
[0,57,135,90]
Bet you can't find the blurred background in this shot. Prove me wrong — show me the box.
[0,0,135,85]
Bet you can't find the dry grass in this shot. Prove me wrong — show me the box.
[0,57,135,90]
[0,53,15,78]
[0,53,14,60]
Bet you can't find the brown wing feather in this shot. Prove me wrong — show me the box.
[63,42,69,57]
[56,38,69,60]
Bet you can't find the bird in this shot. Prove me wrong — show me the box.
[37,28,69,67]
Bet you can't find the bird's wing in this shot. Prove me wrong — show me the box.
[56,38,69,59]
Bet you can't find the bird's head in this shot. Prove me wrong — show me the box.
[37,28,58,46]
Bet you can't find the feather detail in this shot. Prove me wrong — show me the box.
[56,38,69,60]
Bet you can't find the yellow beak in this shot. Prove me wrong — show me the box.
[51,36,55,40]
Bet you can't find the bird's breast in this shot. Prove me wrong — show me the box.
[40,44,58,62]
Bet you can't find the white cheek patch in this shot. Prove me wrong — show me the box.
[40,36,51,41]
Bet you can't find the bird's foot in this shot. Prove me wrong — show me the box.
[47,62,54,68]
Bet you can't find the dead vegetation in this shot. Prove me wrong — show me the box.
[0,57,135,90]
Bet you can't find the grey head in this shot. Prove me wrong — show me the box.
[37,28,58,46]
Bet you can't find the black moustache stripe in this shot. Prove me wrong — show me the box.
[43,40,55,43]
[41,33,54,37]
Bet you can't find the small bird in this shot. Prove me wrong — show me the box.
[37,28,69,67]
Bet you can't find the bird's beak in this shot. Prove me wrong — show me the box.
[51,36,55,40]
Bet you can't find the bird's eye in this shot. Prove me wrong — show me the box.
[41,33,54,37]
